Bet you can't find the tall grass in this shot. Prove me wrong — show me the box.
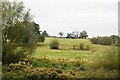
[96,46,118,70]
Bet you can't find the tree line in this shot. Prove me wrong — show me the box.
[90,35,120,46]
[59,30,88,39]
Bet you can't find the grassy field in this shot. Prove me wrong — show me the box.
[32,37,112,62]
[2,37,118,78]
[29,37,118,78]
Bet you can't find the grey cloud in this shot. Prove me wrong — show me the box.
[19,0,118,37]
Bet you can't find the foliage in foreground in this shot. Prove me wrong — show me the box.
[94,46,119,70]
[2,61,76,79]
[2,1,40,64]
[2,43,26,64]
[2,55,118,79]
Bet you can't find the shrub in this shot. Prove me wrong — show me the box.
[38,35,45,43]
[79,43,90,50]
[2,43,26,64]
[90,37,99,44]
[99,37,112,45]
[90,36,119,45]
[3,62,76,79]
[79,43,85,50]
[72,45,78,50]
[50,39,59,49]
[73,45,76,50]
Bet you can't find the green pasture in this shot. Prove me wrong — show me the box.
[28,37,118,78]
[33,37,111,62]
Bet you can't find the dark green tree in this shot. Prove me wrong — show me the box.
[32,22,45,43]
[32,22,41,35]
[59,32,64,38]
[39,35,45,43]
[42,30,49,37]
[80,30,88,39]
[90,35,119,45]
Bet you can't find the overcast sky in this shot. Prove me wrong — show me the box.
[16,0,119,37]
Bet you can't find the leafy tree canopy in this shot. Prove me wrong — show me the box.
[1,1,42,64]
[59,32,64,38]
[80,30,88,39]
[42,30,49,37]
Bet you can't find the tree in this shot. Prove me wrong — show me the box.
[72,31,79,38]
[32,22,45,43]
[110,35,119,45]
[66,33,71,38]
[1,1,37,64]
[38,35,45,43]
[42,30,49,37]
[32,22,41,35]
[2,1,24,43]
[59,32,64,38]
[66,33,75,38]
[80,30,88,39]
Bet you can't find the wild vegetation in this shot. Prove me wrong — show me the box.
[91,35,119,45]
[2,1,45,64]
[1,1,119,79]
[2,37,119,79]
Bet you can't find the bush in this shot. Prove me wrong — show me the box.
[90,36,119,45]
[90,37,99,44]
[72,45,78,50]
[2,62,76,79]
[2,43,26,64]
[79,43,90,50]
[79,43,85,50]
[99,37,112,45]
[38,35,45,43]
[50,39,59,49]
